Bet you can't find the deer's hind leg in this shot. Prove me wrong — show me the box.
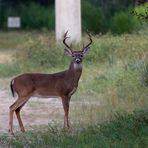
[15,99,29,132]
[9,97,30,135]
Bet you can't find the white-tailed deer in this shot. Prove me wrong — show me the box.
[9,31,92,135]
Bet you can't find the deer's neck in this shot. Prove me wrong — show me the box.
[66,62,82,85]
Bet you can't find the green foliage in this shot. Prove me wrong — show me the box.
[1,109,148,147]
[132,2,148,20]
[19,3,55,30]
[111,11,140,34]
[15,38,68,72]
[99,109,148,147]
[1,0,142,34]
[81,1,107,33]
[88,0,135,16]
[81,0,141,34]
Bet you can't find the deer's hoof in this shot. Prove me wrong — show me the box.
[8,129,15,136]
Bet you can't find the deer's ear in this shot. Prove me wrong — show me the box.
[64,48,73,57]
[82,47,90,56]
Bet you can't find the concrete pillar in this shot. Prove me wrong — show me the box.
[55,0,81,43]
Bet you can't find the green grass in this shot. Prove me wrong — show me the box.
[0,31,51,50]
[0,109,148,148]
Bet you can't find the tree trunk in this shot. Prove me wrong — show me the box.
[55,0,81,43]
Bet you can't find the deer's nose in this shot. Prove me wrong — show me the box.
[75,58,81,64]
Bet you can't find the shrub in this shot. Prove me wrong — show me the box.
[111,11,140,34]
[81,0,107,33]
[132,2,148,21]
[15,39,68,72]
[19,3,55,30]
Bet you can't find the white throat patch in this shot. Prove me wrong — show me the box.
[74,63,82,70]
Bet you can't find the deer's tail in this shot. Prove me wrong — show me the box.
[10,80,15,97]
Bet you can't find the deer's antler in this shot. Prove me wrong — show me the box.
[63,31,72,51]
[82,32,92,50]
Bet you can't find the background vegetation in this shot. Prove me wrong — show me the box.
[0,0,147,34]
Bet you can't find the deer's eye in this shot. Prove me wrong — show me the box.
[80,55,83,58]
[72,55,75,57]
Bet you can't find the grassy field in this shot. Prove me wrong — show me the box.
[0,30,148,147]
[1,109,148,147]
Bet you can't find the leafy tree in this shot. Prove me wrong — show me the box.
[132,1,148,20]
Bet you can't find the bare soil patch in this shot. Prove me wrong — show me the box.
[0,50,14,64]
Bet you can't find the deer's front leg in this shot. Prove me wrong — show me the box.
[61,96,70,128]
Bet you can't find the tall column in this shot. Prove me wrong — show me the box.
[55,0,81,43]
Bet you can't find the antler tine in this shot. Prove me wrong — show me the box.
[63,31,72,50]
[82,32,92,50]
[64,30,69,38]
